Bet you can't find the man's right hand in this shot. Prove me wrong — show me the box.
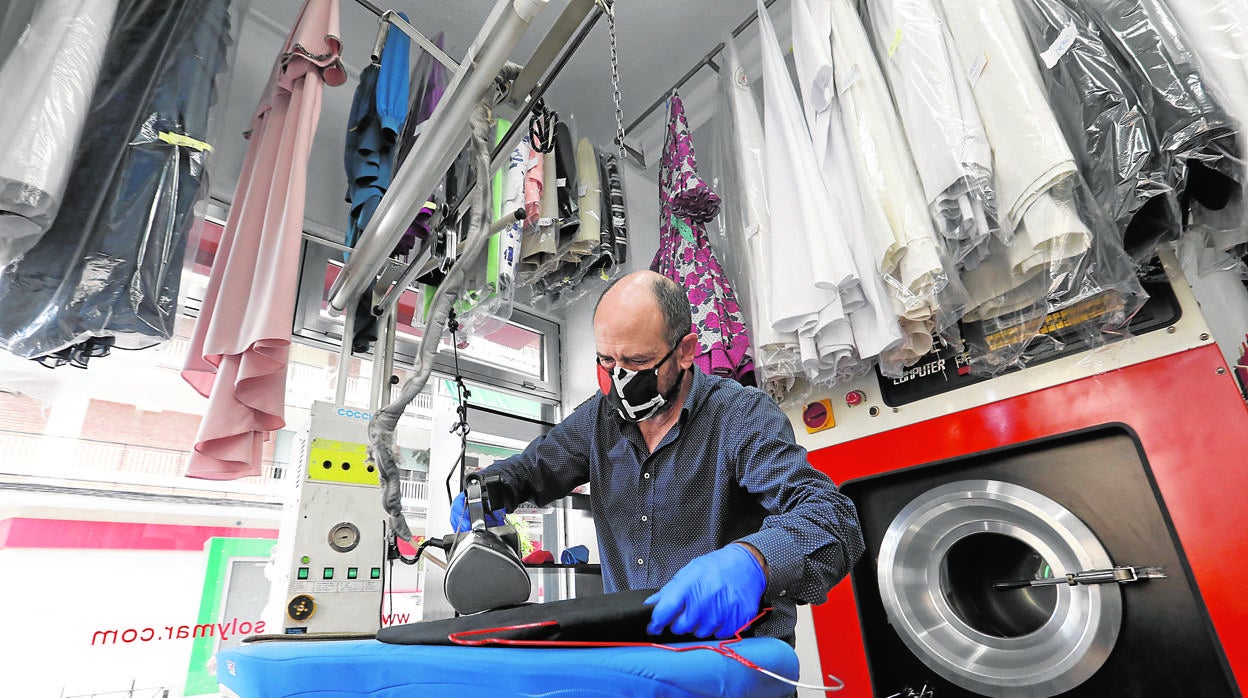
[450,491,507,532]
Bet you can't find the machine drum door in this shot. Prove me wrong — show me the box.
[877,480,1121,698]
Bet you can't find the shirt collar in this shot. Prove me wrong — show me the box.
[679,364,708,423]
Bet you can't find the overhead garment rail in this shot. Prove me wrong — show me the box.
[327,0,602,319]
[406,0,608,287]
[620,0,781,164]
[351,0,458,71]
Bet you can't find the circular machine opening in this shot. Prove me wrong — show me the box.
[941,533,1057,637]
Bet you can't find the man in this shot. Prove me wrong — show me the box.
[451,270,864,644]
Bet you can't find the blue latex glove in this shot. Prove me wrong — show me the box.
[450,491,507,533]
[645,544,767,639]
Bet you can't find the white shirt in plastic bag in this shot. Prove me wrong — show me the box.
[0,0,117,266]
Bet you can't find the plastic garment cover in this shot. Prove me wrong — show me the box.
[394,32,446,170]
[826,0,969,370]
[0,0,232,361]
[934,0,1150,372]
[1076,0,1242,238]
[603,153,628,266]
[182,0,345,479]
[863,0,998,271]
[1162,0,1248,258]
[0,1,39,69]
[939,0,1088,311]
[573,138,602,258]
[450,122,523,336]
[1011,0,1177,253]
[528,140,624,310]
[551,121,581,255]
[651,92,754,383]
[516,119,592,282]
[789,0,864,384]
[756,0,856,386]
[523,136,544,228]
[521,144,560,271]
[711,35,802,402]
[0,0,116,266]
[793,0,910,382]
[343,15,409,250]
[959,178,1150,373]
[528,135,599,281]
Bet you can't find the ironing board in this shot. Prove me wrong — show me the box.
[215,636,800,697]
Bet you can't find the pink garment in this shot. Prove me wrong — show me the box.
[181,0,345,479]
[523,138,544,226]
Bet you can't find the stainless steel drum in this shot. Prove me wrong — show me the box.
[877,480,1121,697]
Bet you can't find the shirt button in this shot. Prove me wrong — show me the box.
[637,558,644,565]
[641,515,648,522]
[643,472,651,480]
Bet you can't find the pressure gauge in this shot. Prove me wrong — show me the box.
[328,522,360,552]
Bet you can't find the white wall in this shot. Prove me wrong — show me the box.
[559,160,662,406]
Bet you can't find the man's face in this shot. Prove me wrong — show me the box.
[595,309,687,394]
[595,327,677,380]
[593,275,694,403]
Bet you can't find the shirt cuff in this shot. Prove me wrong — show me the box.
[738,527,803,601]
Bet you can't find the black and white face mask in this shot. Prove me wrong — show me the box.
[596,342,684,423]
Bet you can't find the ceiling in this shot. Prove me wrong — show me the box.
[326,0,789,152]
[211,0,793,239]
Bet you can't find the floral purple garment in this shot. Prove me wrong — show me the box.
[651,92,755,383]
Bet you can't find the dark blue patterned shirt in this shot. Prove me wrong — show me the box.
[484,366,865,643]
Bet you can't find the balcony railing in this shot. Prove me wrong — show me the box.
[0,429,437,516]
[0,429,284,498]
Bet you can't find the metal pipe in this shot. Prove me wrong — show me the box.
[369,309,388,411]
[348,0,461,69]
[443,1,601,222]
[387,11,460,73]
[369,15,389,63]
[369,104,495,544]
[370,309,398,411]
[327,0,550,317]
[301,232,353,254]
[373,209,525,316]
[335,306,356,405]
[350,0,386,17]
[504,0,597,107]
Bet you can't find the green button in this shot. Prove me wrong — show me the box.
[297,567,309,580]
[347,567,358,579]
[323,568,334,580]
[370,567,381,580]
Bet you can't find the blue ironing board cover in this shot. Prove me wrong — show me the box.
[215,637,799,697]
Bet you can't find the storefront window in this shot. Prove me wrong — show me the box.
[0,238,559,696]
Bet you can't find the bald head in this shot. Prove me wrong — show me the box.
[594,271,691,348]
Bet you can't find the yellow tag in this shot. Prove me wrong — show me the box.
[158,131,213,152]
[888,27,903,57]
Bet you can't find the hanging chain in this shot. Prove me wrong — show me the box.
[602,0,627,159]
[444,308,473,503]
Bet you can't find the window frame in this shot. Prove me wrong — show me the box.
[291,236,563,406]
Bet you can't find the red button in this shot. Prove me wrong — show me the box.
[845,390,866,406]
